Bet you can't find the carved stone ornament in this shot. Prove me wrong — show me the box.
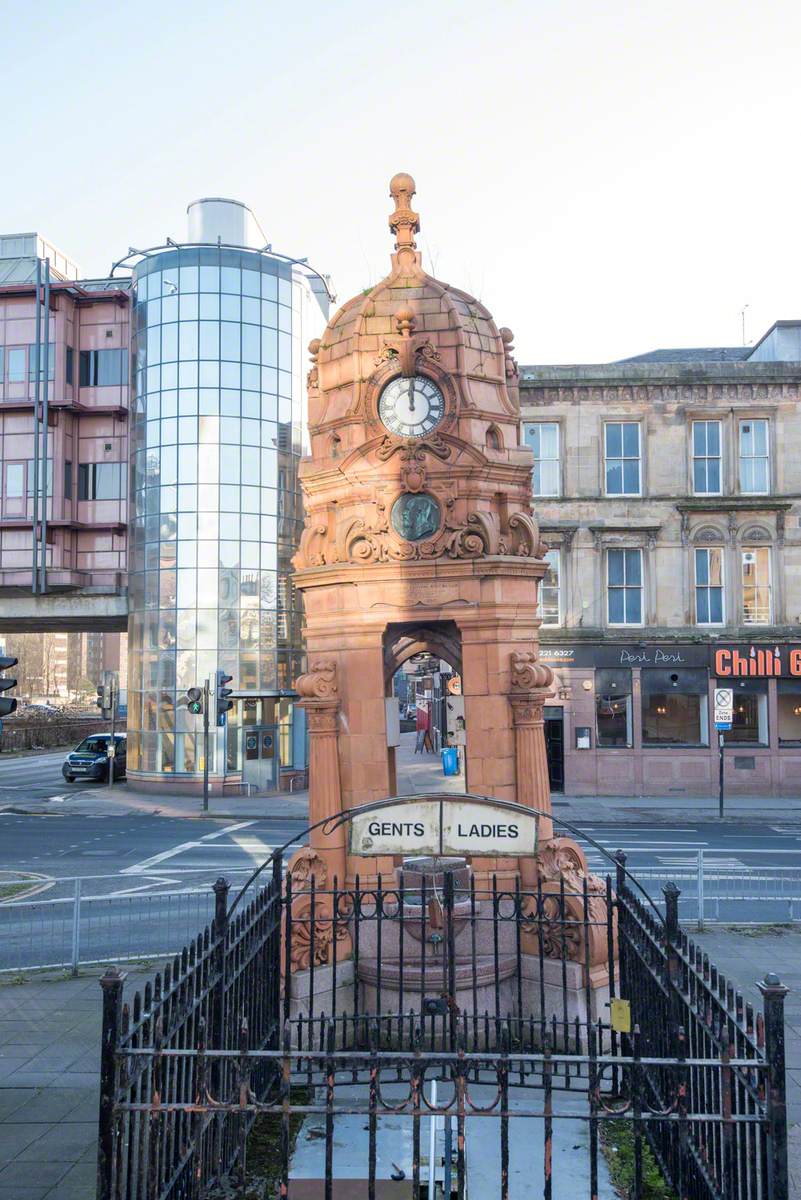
[295,659,338,699]
[742,525,771,543]
[510,650,554,692]
[520,839,614,966]
[693,524,725,545]
[376,433,451,464]
[284,847,353,974]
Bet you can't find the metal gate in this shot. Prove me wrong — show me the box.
[97,800,789,1199]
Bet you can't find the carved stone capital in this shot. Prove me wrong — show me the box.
[303,700,340,735]
[295,659,338,700]
[509,691,549,726]
[510,650,554,692]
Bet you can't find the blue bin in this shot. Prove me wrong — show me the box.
[441,747,459,776]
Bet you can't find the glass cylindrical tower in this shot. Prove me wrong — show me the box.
[126,200,327,792]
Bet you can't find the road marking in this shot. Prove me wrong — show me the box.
[120,821,256,874]
[105,877,180,897]
[199,821,255,842]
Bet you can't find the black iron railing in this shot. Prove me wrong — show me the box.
[97,852,788,1200]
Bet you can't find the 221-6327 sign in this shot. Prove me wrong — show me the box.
[349,797,538,858]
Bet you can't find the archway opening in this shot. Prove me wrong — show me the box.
[383,621,467,796]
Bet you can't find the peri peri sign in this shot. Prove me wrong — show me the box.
[349,798,538,858]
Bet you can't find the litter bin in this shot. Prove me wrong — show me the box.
[441,746,459,776]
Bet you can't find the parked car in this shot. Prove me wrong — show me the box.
[62,733,127,783]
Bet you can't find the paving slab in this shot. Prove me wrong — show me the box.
[0,966,149,1199]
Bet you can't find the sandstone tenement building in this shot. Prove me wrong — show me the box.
[520,321,801,797]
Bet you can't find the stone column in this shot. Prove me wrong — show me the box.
[509,651,555,886]
[294,661,346,886]
[510,691,553,843]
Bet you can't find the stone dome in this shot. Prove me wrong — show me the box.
[307,174,520,437]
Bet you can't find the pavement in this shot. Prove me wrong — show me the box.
[695,926,801,1197]
[0,930,797,1199]
[0,967,151,1199]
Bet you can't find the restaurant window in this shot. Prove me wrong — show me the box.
[607,548,642,625]
[778,680,801,747]
[742,547,771,624]
[524,422,560,496]
[739,419,769,494]
[641,668,709,747]
[538,549,561,626]
[722,679,768,745]
[692,420,721,494]
[604,422,641,496]
[694,547,724,624]
[595,668,633,748]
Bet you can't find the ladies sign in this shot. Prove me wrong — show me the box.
[349,797,538,858]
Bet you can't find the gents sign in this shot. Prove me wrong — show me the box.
[349,798,538,858]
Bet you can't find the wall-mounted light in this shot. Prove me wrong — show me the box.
[656,705,667,715]
[793,704,801,717]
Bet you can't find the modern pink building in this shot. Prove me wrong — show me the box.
[0,233,130,621]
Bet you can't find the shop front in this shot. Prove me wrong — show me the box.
[538,641,801,798]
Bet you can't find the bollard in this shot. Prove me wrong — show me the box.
[70,878,82,976]
[696,848,705,932]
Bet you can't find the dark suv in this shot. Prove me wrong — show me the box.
[62,733,127,783]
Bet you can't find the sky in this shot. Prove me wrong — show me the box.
[2,0,800,363]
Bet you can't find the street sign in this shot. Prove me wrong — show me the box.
[349,798,538,858]
[714,686,733,730]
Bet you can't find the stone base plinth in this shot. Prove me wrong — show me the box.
[521,955,610,1049]
[357,953,518,1019]
[286,960,356,1034]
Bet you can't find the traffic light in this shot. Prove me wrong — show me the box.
[96,681,111,716]
[0,656,18,718]
[186,686,203,715]
[216,671,234,727]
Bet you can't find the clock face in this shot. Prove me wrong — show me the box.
[378,374,445,438]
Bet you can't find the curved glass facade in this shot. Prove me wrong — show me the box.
[127,245,310,786]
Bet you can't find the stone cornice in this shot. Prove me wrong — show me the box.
[519,362,801,387]
[675,498,794,512]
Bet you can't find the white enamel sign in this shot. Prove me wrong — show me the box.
[349,798,537,858]
[714,687,733,728]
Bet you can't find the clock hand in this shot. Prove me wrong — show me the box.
[407,378,414,413]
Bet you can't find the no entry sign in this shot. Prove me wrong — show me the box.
[349,798,538,858]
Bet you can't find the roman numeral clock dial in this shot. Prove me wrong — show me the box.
[378,374,445,438]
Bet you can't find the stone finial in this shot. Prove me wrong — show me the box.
[389,172,420,250]
[499,327,518,379]
[307,338,321,390]
[394,306,416,336]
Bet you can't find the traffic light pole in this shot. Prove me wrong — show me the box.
[202,678,210,813]
[108,680,117,791]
